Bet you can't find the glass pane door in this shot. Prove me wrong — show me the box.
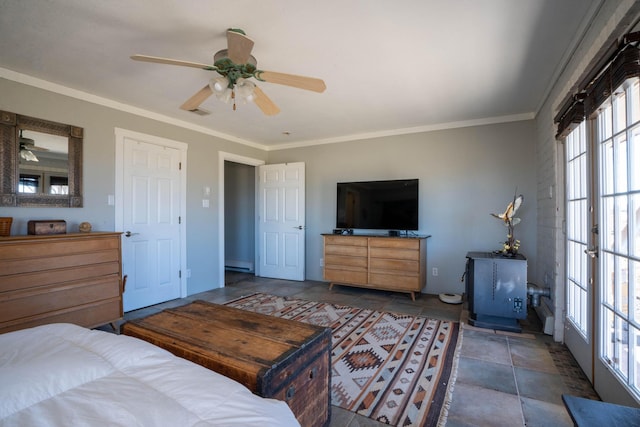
[566,122,590,337]
[597,78,640,399]
[564,120,596,381]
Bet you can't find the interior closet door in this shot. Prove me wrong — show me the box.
[116,130,186,312]
[257,162,305,281]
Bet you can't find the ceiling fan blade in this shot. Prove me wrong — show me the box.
[131,54,214,70]
[252,86,280,116]
[226,30,254,64]
[30,145,50,152]
[180,84,214,111]
[256,71,326,93]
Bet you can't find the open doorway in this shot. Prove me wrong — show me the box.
[224,161,255,275]
[217,152,264,287]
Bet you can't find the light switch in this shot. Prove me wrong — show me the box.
[202,199,210,208]
[107,194,115,206]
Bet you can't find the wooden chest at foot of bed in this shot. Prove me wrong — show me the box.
[121,300,331,427]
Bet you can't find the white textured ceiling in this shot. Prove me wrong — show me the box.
[0,0,599,149]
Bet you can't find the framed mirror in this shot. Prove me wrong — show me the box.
[0,110,83,207]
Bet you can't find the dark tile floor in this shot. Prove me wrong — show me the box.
[115,272,598,427]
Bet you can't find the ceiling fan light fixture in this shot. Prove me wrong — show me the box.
[215,87,233,104]
[211,76,230,93]
[235,78,256,102]
[20,148,39,162]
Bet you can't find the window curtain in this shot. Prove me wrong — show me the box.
[555,32,640,137]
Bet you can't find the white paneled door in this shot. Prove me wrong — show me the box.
[257,163,305,281]
[120,135,184,312]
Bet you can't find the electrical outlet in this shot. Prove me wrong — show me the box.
[432,267,438,276]
[186,269,191,278]
[320,258,324,267]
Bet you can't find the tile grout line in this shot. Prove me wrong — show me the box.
[506,337,527,427]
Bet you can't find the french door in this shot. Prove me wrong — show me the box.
[564,120,595,381]
[564,77,640,402]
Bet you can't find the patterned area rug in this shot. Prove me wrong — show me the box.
[225,293,460,427]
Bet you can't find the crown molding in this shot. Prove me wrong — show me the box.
[0,67,268,151]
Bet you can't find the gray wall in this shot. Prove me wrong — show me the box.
[0,78,267,295]
[268,120,538,295]
[1,75,537,297]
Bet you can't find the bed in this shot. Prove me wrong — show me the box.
[0,323,300,426]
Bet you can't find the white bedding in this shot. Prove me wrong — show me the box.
[0,323,300,426]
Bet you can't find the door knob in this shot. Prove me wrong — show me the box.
[293,225,306,230]
[124,231,139,237]
[584,246,598,258]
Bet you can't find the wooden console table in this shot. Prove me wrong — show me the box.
[0,232,123,333]
[322,234,429,300]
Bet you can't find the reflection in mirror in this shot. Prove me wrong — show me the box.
[0,110,83,207]
[18,130,70,195]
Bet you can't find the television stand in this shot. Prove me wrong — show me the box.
[322,234,430,301]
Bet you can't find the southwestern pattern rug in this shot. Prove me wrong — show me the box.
[225,293,460,427]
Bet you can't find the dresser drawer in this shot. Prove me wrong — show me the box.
[323,235,368,247]
[369,272,420,290]
[324,267,368,285]
[325,244,367,257]
[368,238,420,250]
[0,262,121,293]
[369,247,419,261]
[369,257,419,272]
[325,254,368,268]
[0,236,120,260]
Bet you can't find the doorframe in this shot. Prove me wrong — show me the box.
[114,127,189,298]
[217,151,265,287]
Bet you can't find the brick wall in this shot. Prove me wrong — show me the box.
[533,0,639,341]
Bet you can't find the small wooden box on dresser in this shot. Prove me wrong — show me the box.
[322,234,429,300]
[0,232,123,334]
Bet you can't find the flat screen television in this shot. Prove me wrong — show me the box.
[336,179,419,231]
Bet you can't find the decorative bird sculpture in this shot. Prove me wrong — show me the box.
[491,194,524,226]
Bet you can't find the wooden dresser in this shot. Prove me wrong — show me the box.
[323,234,428,300]
[0,232,123,334]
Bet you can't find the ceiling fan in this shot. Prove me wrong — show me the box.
[131,29,326,116]
[19,130,49,162]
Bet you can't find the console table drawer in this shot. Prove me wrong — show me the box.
[324,235,368,247]
[325,244,367,257]
[370,272,419,290]
[324,267,368,285]
[369,257,419,271]
[369,247,420,261]
[369,238,420,250]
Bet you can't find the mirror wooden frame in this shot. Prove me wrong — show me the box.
[0,110,83,207]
